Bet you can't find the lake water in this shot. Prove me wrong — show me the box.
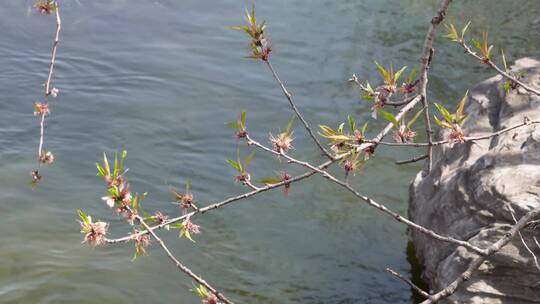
[1,0,539,303]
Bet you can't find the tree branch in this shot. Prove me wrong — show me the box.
[245,135,488,256]
[136,215,233,304]
[418,0,453,174]
[421,207,540,304]
[458,42,540,96]
[364,119,540,147]
[386,268,430,298]
[265,59,334,160]
[45,2,61,97]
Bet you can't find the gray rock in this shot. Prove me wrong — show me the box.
[409,58,540,303]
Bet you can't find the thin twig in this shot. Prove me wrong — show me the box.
[396,154,428,165]
[244,135,488,256]
[277,149,487,256]
[265,59,334,160]
[418,0,452,174]
[106,158,334,244]
[364,119,540,147]
[509,206,540,271]
[459,43,540,96]
[38,113,46,160]
[421,207,540,304]
[386,268,430,298]
[35,1,61,167]
[45,2,62,96]
[348,74,419,108]
[107,96,425,244]
[136,215,233,304]
[106,98,425,245]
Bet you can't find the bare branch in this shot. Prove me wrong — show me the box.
[45,2,62,96]
[368,119,540,147]
[244,134,488,256]
[421,207,540,304]
[386,268,430,298]
[396,154,428,165]
[106,157,335,244]
[38,113,46,159]
[458,43,540,96]
[509,206,540,271]
[265,59,334,160]
[417,0,453,174]
[136,215,233,304]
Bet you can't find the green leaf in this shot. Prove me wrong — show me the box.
[103,153,110,176]
[433,115,443,127]
[455,90,469,122]
[230,25,247,31]
[473,38,481,50]
[244,149,256,167]
[184,229,195,243]
[394,66,407,83]
[487,45,494,59]
[434,103,453,123]
[96,163,105,177]
[501,48,508,72]
[132,195,139,210]
[114,152,120,177]
[504,82,511,93]
[241,110,247,126]
[284,117,295,135]
[347,115,356,133]
[458,114,469,125]
[379,109,398,127]
[256,177,281,184]
[236,148,243,172]
[227,159,241,172]
[226,122,240,129]
[77,209,90,225]
[319,125,336,136]
[461,21,471,39]
[361,122,369,135]
[408,67,417,83]
[375,61,389,81]
[169,223,184,229]
[407,108,425,129]
[337,122,345,134]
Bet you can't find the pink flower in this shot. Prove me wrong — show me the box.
[34,102,50,116]
[133,232,151,257]
[393,125,417,143]
[183,219,200,235]
[269,133,293,153]
[50,87,59,97]
[34,0,56,15]
[202,293,219,304]
[79,216,109,247]
[101,196,115,208]
[154,212,170,230]
[280,172,291,195]
[39,150,54,165]
[30,170,42,184]
[449,128,465,143]
[233,172,251,183]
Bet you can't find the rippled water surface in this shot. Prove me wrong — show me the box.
[1,1,539,303]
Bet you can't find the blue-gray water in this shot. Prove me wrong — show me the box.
[1,1,539,303]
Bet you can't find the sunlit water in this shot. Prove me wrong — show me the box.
[1,1,539,303]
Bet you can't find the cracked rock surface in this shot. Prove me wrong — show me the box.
[409,58,540,303]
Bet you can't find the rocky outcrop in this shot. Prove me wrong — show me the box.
[409,58,540,303]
